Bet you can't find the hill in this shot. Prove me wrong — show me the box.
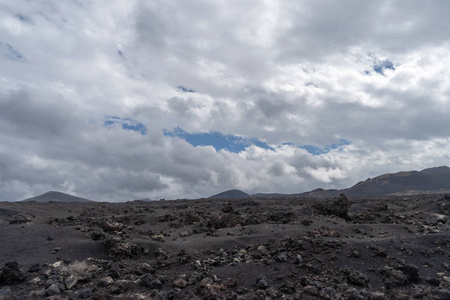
[22,191,95,203]
[209,189,249,199]
[344,166,450,196]
[299,166,450,198]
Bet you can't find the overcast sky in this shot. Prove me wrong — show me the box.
[1,1,450,202]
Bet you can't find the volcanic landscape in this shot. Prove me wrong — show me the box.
[1,168,450,299]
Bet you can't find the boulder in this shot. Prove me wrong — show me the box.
[0,262,25,285]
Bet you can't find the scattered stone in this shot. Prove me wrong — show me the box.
[255,275,269,290]
[303,285,319,295]
[200,277,214,287]
[100,221,122,233]
[275,252,288,262]
[65,275,78,290]
[8,214,31,224]
[77,288,93,299]
[51,261,63,268]
[382,266,408,288]
[99,276,114,287]
[257,245,267,253]
[90,230,106,241]
[136,263,154,275]
[344,287,365,300]
[103,237,148,260]
[179,231,190,237]
[388,258,420,284]
[436,289,450,299]
[29,277,41,284]
[222,278,237,288]
[0,286,11,296]
[112,279,133,294]
[152,234,165,242]
[140,275,165,290]
[46,283,61,296]
[173,277,188,288]
[320,286,337,300]
[343,268,370,287]
[28,263,40,273]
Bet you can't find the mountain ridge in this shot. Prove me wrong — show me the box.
[22,191,95,203]
[210,166,450,199]
[209,189,250,199]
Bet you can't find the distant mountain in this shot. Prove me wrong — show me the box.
[209,189,249,199]
[300,166,450,198]
[133,198,154,202]
[344,166,450,196]
[22,191,95,203]
[209,167,450,199]
[251,193,288,198]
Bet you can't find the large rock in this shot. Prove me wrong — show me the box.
[65,274,78,290]
[343,268,370,287]
[314,194,351,220]
[46,283,60,296]
[103,238,148,260]
[0,262,25,285]
[255,275,269,290]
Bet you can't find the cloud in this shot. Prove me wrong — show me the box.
[0,1,449,202]
[0,42,25,61]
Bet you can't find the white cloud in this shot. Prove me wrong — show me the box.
[0,1,449,201]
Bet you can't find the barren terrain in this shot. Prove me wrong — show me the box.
[0,194,449,299]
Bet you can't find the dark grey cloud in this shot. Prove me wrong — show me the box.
[277,0,450,61]
[0,89,77,139]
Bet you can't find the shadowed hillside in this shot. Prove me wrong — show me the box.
[209,189,249,199]
[22,191,95,203]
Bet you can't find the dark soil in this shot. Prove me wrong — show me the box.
[0,194,449,299]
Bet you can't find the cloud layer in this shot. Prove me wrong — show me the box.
[1,1,449,201]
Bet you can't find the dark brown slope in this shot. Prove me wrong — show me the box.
[298,166,450,198]
[209,189,249,199]
[22,191,95,203]
[344,166,450,196]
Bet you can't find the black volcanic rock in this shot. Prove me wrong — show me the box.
[0,262,25,285]
[314,194,351,220]
[209,189,249,199]
[0,194,449,299]
[21,191,95,203]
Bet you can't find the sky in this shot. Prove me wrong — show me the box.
[1,1,450,202]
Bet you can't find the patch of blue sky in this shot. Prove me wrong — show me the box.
[177,86,196,93]
[164,127,273,153]
[165,127,350,155]
[104,116,147,135]
[300,139,351,155]
[284,139,351,155]
[373,60,395,75]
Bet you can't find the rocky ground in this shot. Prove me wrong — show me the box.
[0,194,449,299]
